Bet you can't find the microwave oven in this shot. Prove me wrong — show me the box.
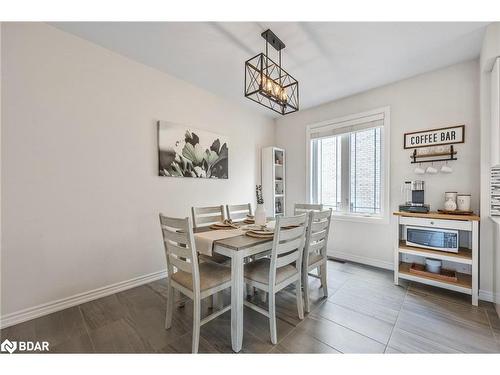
[405,226,459,253]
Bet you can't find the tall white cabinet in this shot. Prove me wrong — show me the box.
[492,57,500,167]
[261,147,285,217]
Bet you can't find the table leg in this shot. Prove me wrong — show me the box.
[231,252,244,352]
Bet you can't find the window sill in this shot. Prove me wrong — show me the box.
[331,212,389,225]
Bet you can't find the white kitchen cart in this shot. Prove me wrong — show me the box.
[393,211,480,306]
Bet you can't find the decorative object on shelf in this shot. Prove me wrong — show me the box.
[410,145,458,164]
[409,263,458,282]
[244,29,299,115]
[444,191,458,211]
[445,191,458,204]
[404,125,465,149]
[444,198,457,211]
[425,258,442,274]
[255,185,266,225]
[158,121,228,179]
[457,194,471,211]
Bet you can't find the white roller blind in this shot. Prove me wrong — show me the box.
[310,113,384,140]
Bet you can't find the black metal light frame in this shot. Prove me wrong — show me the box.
[245,30,299,115]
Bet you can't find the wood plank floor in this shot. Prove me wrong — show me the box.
[2,260,499,353]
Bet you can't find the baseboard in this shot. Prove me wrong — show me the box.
[479,290,494,302]
[479,290,500,303]
[0,270,167,329]
[327,250,393,270]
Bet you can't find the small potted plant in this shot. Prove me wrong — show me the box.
[255,185,266,225]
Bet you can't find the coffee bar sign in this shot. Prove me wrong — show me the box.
[404,125,465,149]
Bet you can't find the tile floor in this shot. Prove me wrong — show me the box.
[1,260,499,353]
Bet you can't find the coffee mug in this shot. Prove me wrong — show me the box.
[414,166,425,175]
[426,165,438,174]
[441,164,453,173]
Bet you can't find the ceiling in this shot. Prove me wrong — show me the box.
[51,22,489,117]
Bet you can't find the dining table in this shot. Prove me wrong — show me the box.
[194,224,275,353]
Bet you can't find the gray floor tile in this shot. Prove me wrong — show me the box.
[276,328,341,353]
[297,315,386,353]
[387,327,462,353]
[404,289,490,327]
[329,287,400,325]
[50,333,94,353]
[395,308,499,353]
[312,300,394,344]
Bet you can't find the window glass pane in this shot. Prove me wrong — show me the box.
[319,136,341,210]
[349,128,381,214]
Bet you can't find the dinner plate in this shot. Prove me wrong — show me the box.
[246,231,274,239]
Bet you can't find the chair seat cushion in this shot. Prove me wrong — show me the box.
[308,253,324,266]
[244,258,298,285]
[171,262,231,292]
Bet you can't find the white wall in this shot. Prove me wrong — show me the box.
[0,23,275,319]
[276,61,483,282]
[479,23,500,312]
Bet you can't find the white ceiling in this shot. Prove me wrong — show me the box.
[51,22,489,117]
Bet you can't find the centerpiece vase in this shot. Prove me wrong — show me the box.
[255,204,266,225]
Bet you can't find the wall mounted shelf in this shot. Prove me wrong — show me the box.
[410,145,457,164]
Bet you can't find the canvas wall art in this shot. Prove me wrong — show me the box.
[158,121,229,179]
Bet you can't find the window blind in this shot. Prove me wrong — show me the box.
[309,113,384,140]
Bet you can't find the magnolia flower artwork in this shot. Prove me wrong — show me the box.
[158,121,229,179]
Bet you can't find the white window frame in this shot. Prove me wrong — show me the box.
[306,106,390,224]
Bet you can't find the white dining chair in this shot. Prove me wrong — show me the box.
[159,213,231,353]
[302,209,332,313]
[191,205,225,228]
[226,203,252,222]
[294,203,323,215]
[191,205,228,262]
[243,213,308,344]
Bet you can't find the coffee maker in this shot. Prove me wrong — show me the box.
[399,180,430,213]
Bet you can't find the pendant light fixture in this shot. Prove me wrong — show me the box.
[244,29,299,115]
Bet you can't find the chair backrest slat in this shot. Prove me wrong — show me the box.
[308,239,326,253]
[226,203,252,222]
[159,213,200,293]
[269,213,308,287]
[311,220,329,232]
[276,250,301,268]
[278,226,304,242]
[276,236,304,255]
[310,229,328,243]
[162,228,189,246]
[294,203,323,215]
[169,255,193,273]
[303,209,333,268]
[168,242,192,258]
[192,205,225,228]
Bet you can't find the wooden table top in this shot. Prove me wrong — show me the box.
[194,226,273,251]
[214,234,273,250]
[393,211,480,221]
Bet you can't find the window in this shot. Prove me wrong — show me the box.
[307,107,389,221]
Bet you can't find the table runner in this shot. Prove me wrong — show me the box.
[194,229,246,256]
